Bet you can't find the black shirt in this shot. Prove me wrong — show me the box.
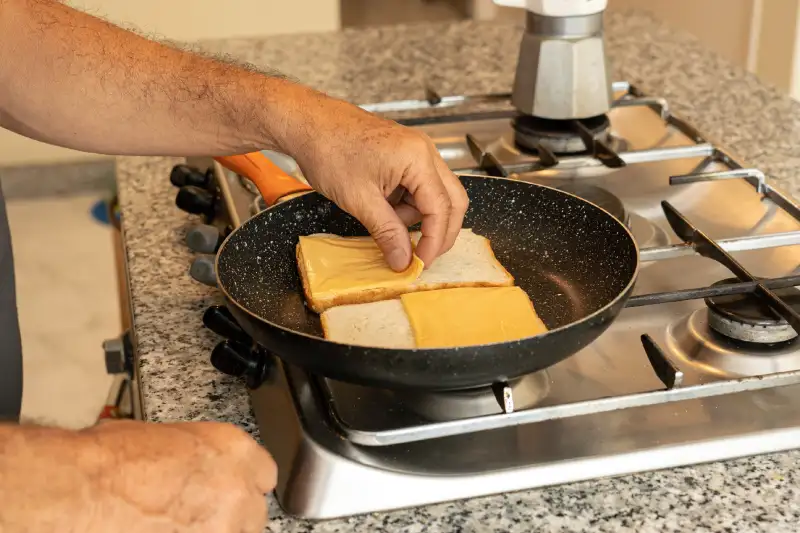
[0,182,23,422]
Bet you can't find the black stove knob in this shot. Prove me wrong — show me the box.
[170,164,210,188]
[176,185,215,220]
[211,340,250,377]
[210,340,270,389]
[186,224,224,254]
[203,305,251,344]
[189,256,217,287]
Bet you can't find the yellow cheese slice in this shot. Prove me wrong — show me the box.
[298,235,424,300]
[400,286,548,348]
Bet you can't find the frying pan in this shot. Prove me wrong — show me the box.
[214,152,639,391]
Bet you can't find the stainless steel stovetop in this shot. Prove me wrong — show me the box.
[187,82,800,520]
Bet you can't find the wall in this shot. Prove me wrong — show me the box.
[0,0,341,167]
[609,0,800,98]
[757,0,800,96]
[608,0,755,67]
[68,0,341,42]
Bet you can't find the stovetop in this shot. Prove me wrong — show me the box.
[178,82,800,520]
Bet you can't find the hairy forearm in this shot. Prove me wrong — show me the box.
[0,424,101,532]
[0,0,314,156]
[0,421,278,533]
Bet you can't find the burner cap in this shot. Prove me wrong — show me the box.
[705,278,800,344]
[513,114,610,155]
[554,183,627,225]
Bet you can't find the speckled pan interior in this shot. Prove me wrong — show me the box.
[217,175,637,337]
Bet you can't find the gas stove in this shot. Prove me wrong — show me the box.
[172,82,800,520]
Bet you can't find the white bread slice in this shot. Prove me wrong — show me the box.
[297,228,513,313]
[409,229,512,290]
[320,299,415,348]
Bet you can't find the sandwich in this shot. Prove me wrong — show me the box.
[321,286,549,349]
[296,228,514,313]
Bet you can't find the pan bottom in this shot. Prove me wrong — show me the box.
[391,370,552,421]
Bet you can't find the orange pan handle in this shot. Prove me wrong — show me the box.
[214,152,312,206]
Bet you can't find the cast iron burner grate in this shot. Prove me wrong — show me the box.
[383,82,710,178]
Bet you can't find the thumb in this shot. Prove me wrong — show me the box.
[352,190,413,272]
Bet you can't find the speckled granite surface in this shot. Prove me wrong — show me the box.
[116,10,800,533]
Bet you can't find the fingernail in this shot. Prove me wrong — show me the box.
[387,248,410,271]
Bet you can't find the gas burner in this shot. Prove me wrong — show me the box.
[666,310,800,378]
[548,185,671,256]
[554,183,627,225]
[628,212,670,257]
[706,278,800,344]
[392,371,551,422]
[513,114,610,155]
[483,133,630,179]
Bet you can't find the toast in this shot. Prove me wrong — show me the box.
[297,228,513,313]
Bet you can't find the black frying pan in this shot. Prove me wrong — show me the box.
[214,154,639,391]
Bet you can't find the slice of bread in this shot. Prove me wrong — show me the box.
[320,299,415,349]
[296,235,424,314]
[297,228,513,313]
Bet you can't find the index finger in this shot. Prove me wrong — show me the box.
[401,153,452,267]
[429,142,468,255]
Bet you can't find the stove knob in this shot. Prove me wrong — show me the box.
[170,164,210,188]
[189,256,217,287]
[176,185,216,220]
[211,340,250,377]
[211,340,270,389]
[186,224,224,254]
[203,305,251,344]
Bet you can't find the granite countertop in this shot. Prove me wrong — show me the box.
[116,10,800,533]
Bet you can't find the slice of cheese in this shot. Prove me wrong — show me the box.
[298,235,424,301]
[400,286,548,348]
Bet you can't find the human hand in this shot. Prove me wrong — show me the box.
[0,421,276,533]
[277,89,469,271]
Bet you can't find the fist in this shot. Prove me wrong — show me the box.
[0,421,277,533]
[81,421,277,533]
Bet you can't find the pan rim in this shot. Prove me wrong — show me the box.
[214,175,641,353]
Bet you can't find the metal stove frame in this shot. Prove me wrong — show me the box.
[191,81,800,519]
[292,82,800,447]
